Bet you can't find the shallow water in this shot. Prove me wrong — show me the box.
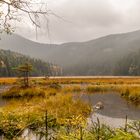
[78,92,140,127]
[0,85,11,107]
[0,86,140,139]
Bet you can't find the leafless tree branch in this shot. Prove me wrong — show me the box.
[0,0,50,33]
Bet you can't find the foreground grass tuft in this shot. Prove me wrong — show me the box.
[0,93,91,139]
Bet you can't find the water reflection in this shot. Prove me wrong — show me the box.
[80,92,140,120]
[0,85,11,107]
[78,92,140,127]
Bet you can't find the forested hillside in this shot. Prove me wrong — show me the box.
[114,50,140,76]
[1,30,140,75]
[0,49,52,77]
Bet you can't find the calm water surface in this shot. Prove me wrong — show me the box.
[78,92,140,127]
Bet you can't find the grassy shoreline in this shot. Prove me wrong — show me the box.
[1,77,140,104]
[2,76,140,84]
[0,77,140,139]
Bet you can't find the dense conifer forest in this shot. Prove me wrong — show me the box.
[0,49,52,77]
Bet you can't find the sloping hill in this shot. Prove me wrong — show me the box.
[114,50,140,76]
[1,30,140,75]
[0,49,51,77]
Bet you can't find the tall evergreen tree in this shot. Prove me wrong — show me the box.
[16,63,33,87]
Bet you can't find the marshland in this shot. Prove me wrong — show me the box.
[2,0,140,139]
[0,77,140,140]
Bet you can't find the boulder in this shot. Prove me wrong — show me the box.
[94,101,104,110]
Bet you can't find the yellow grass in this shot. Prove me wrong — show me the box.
[0,78,17,85]
[39,77,140,86]
[2,76,140,85]
[1,76,140,104]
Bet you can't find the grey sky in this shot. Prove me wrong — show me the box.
[16,0,140,44]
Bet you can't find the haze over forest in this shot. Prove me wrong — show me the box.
[1,0,140,76]
[1,30,140,76]
[1,1,140,140]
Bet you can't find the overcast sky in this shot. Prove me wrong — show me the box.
[16,0,140,44]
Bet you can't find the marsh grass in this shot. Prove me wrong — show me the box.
[47,82,62,90]
[1,77,140,139]
[0,78,17,85]
[84,83,140,104]
[57,118,140,140]
[0,93,91,139]
[3,84,140,105]
[86,85,115,93]
[2,77,140,85]
[62,85,82,93]
[44,77,140,85]
[120,86,140,104]
[2,87,46,99]
[1,76,140,105]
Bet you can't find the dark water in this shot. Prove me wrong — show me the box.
[76,92,140,127]
[79,92,140,120]
[0,85,11,107]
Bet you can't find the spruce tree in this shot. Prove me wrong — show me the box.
[16,63,33,87]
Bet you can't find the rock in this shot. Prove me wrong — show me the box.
[94,101,104,110]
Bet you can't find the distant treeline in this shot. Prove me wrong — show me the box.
[0,49,54,77]
[114,50,140,76]
[1,49,140,77]
[64,50,140,76]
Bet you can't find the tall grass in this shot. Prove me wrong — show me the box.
[0,94,140,140]
[0,93,91,139]
[1,77,140,139]
[62,85,82,93]
[120,86,140,104]
[2,87,46,98]
[57,118,140,140]
[0,78,17,85]
[86,85,115,93]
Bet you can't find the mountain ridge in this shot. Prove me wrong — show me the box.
[1,29,140,75]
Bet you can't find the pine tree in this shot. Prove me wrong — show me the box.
[16,63,33,87]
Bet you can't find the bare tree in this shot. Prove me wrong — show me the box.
[0,0,52,33]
